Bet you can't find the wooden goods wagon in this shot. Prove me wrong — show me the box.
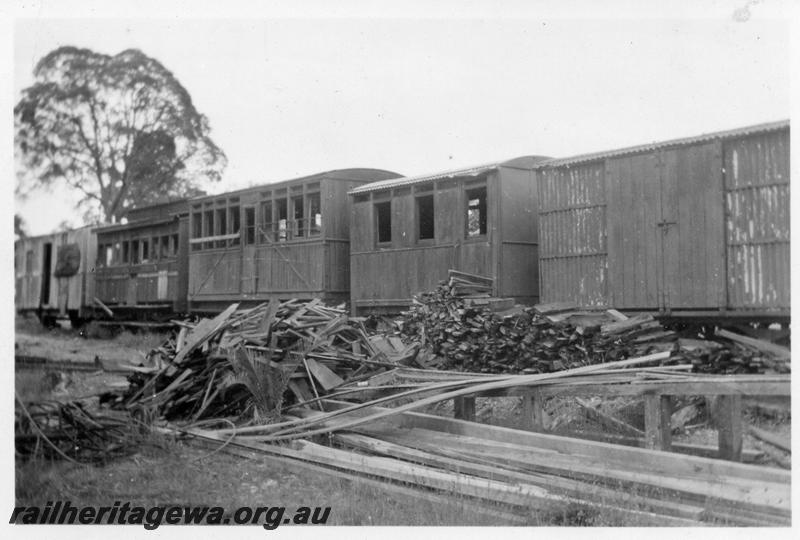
[187,168,401,312]
[15,226,96,325]
[93,199,190,319]
[536,120,790,322]
[349,157,549,314]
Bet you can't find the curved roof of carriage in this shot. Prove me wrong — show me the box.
[534,120,789,169]
[349,155,550,195]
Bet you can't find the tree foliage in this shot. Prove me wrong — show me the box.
[15,47,226,223]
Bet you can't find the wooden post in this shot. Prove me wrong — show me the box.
[522,389,545,431]
[454,396,476,422]
[644,394,672,451]
[717,394,743,461]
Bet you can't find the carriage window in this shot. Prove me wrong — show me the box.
[141,238,150,262]
[276,199,288,242]
[122,241,130,264]
[244,207,256,245]
[230,206,241,246]
[417,195,435,240]
[466,186,487,237]
[204,210,214,249]
[172,234,179,255]
[96,244,106,267]
[191,211,202,251]
[105,245,113,267]
[215,208,227,248]
[260,201,273,243]
[26,250,33,273]
[160,235,169,258]
[308,193,322,236]
[131,239,140,264]
[375,201,391,244]
[293,196,305,238]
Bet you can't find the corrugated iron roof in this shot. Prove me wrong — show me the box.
[349,156,544,195]
[535,120,790,169]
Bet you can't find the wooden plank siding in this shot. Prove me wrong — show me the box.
[95,216,184,310]
[15,227,95,317]
[724,130,790,311]
[349,158,544,314]
[536,121,789,318]
[186,169,401,311]
[538,162,608,306]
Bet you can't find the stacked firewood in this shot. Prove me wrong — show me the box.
[401,271,789,375]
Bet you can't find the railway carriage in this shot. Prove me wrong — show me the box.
[187,168,401,313]
[348,156,548,315]
[93,199,190,320]
[15,226,96,326]
[535,120,790,326]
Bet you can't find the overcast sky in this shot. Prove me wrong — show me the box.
[8,1,794,235]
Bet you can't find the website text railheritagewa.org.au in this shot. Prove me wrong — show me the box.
[9,501,331,529]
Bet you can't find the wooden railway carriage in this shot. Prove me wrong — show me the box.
[535,120,790,323]
[93,200,190,319]
[15,226,96,325]
[187,168,401,312]
[349,156,548,314]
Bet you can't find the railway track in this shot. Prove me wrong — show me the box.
[15,355,132,375]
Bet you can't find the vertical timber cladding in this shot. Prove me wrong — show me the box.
[724,130,790,310]
[605,143,725,310]
[538,162,608,306]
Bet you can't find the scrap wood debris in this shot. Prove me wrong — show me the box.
[169,351,790,526]
[115,299,412,423]
[15,395,133,463]
[399,270,790,375]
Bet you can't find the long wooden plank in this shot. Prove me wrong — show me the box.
[318,399,790,486]
[716,329,791,359]
[349,424,788,516]
[334,432,707,524]
[186,435,529,525]
[256,352,673,440]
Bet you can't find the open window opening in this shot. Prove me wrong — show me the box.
[215,208,227,248]
[308,193,322,236]
[204,210,215,249]
[260,201,273,242]
[276,199,288,242]
[466,186,487,237]
[292,196,305,238]
[141,238,150,263]
[230,206,241,246]
[375,201,392,244]
[417,195,435,240]
[244,207,256,245]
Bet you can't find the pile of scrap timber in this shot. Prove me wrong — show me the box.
[173,354,791,526]
[15,396,133,463]
[117,300,413,422]
[400,270,790,375]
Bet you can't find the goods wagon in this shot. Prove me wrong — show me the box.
[349,156,549,315]
[15,226,96,326]
[93,199,190,319]
[187,168,401,313]
[536,120,789,322]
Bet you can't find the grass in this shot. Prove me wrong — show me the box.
[15,435,531,526]
[113,330,170,352]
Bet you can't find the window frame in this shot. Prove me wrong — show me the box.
[374,199,392,246]
[415,193,435,242]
